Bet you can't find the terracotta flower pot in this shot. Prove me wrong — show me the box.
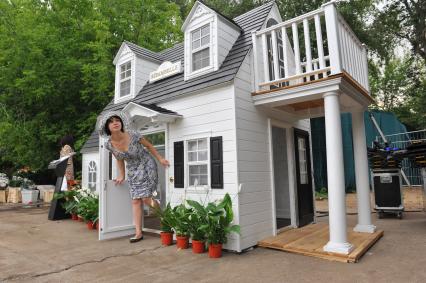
[176,235,189,249]
[160,232,174,246]
[208,243,223,258]
[95,222,99,231]
[191,240,205,254]
[71,214,78,221]
[87,221,94,230]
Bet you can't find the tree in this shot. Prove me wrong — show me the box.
[0,0,182,173]
[373,0,426,62]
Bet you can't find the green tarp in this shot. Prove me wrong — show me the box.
[310,111,407,192]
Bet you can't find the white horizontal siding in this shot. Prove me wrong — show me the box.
[217,17,240,68]
[235,53,274,250]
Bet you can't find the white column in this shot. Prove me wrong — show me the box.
[352,110,376,233]
[323,92,353,254]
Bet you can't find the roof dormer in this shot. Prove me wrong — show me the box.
[182,1,241,81]
[113,42,162,104]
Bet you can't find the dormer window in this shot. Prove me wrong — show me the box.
[119,61,132,97]
[191,24,210,71]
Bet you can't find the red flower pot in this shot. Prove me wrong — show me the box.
[208,243,223,258]
[176,235,189,249]
[78,216,84,222]
[87,221,94,230]
[191,240,205,254]
[160,232,174,246]
[71,214,78,221]
[95,222,99,231]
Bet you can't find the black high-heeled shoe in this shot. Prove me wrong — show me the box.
[129,235,144,243]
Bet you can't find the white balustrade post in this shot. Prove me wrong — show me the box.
[251,31,259,92]
[314,14,325,70]
[303,18,312,75]
[282,27,289,78]
[323,91,353,255]
[271,30,280,81]
[261,33,269,83]
[361,44,370,92]
[352,110,376,233]
[322,2,342,74]
[292,22,302,75]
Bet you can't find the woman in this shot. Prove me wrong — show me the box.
[60,135,75,190]
[100,112,169,243]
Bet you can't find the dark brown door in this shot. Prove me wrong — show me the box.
[294,128,314,227]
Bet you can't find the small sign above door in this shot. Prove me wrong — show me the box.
[149,61,182,83]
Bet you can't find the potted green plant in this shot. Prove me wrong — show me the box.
[187,199,208,254]
[77,194,99,229]
[203,193,240,258]
[172,204,192,249]
[154,203,176,246]
[54,189,80,220]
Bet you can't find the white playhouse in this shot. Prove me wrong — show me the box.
[81,1,376,254]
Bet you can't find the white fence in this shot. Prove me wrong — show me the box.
[252,2,369,93]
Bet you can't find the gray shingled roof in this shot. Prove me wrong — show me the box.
[81,1,274,153]
[124,40,164,63]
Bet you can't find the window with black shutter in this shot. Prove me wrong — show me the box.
[174,141,184,188]
[210,136,223,188]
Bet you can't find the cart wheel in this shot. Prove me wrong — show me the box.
[378,211,384,219]
[397,212,403,219]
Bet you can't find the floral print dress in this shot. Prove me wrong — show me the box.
[105,131,158,199]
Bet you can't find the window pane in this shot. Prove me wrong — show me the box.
[120,80,131,97]
[192,29,200,40]
[201,57,210,68]
[189,165,200,175]
[201,35,209,46]
[120,72,126,80]
[189,175,199,186]
[126,70,131,77]
[198,150,207,161]
[188,152,197,162]
[201,25,209,36]
[200,175,208,185]
[198,139,207,150]
[192,40,200,50]
[121,64,126,73]
[188,141,197,151]
[199,164,207,174]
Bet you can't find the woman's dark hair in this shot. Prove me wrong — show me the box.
[104,115,125,136]
[60,135,74,147]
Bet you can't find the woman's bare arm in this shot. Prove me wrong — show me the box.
[115,158,126,185]
[140,138,170,168]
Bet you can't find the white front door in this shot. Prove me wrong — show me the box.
[99,137,134,240]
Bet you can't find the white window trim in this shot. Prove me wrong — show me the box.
[114,59,134,104]
[184,136,211,191]
[184,16,216,81]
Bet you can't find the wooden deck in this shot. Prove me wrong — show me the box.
[258,223,383,263]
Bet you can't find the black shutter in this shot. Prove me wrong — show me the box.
[174,141,184,188]
[210,136,223,189]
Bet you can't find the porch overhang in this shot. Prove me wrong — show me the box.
[122,102,182,126]
[252,72,375,118]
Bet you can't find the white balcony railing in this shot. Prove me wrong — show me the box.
[252,2,369,93]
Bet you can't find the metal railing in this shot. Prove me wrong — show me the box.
[252,1,369,93]
[376,129,426,185]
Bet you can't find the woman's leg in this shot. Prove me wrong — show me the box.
[143,197,160,210]
[132,199,143,237]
